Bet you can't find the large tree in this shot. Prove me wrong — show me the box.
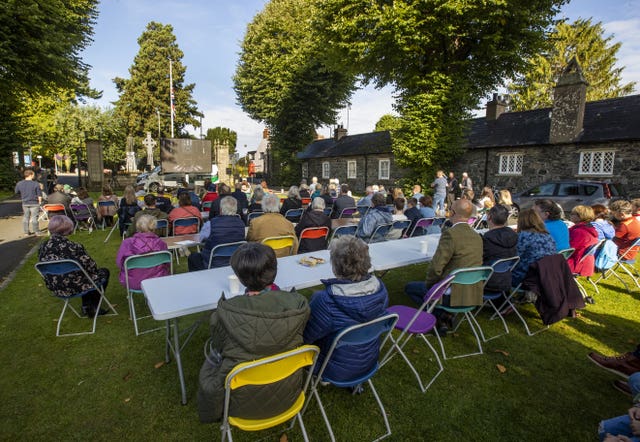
[234,0,356,184]
[114,22,201,150]
[314,0,566,182]
[205,127,237,155]
[508,18,636,111]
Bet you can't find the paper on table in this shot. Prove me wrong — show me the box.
[175,240,197,246]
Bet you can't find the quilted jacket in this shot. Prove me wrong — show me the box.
[197,290,310,423]
[115,232,169,290]
[303,276,388,382]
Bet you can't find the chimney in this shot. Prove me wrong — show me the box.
[262,128,270,139]
[486,93,508,120]
[334,124,348,141]
[550,57,589,144]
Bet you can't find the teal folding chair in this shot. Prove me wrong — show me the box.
[124,251,173,336]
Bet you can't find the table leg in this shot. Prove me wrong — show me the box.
[167,318,188,405]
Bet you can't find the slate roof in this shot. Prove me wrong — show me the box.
[466,94,640,149]
[297,131,392,159]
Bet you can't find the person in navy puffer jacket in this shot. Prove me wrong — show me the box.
[303,235,389,382]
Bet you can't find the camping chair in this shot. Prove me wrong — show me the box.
[328,224,357,247]
[284,208,304,223]
[367,223,393,244]
[302,314,399,442]
[124,251,173,336]
[298,227,330,252]
[388,219,411,239]
[39,203,68,223]
[207,241,247,269]
[246,211,264,226]
[220,345,320,442]
[409,217,434,237]
[572,239,604,303]
[69,203,97,233]
[438,266,493,359]
[262,235,296,256]
[338,207,357,219]
[474,256,520,341]
[97,200,118,230]
[381,275,455,392]
[593,238,640,293]
[34,259,118,337]
[171,216,201,236]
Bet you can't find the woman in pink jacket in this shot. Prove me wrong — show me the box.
[116,214,170,290]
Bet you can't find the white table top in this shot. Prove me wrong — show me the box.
[368,235,439,271]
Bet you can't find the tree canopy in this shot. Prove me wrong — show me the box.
[374,114,401,133]
[206,126,237,156]
[508,18,636,111]
[114,22,201,146]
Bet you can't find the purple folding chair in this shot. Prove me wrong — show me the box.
[409,217,434,237]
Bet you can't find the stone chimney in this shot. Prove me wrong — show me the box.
[334,125,348,141]
[262,128,270,139]
[550,57,589,143]
[486,93,508,120]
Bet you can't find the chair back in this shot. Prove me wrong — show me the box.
[558,248,575,260]
[368,223,393,243]
[357,206,370,217]
[155,219,169,237]
[323,207,332,217]
[449,266,494,286]
[329,224,357,244]
[97,200,117,209]
[35,259,102,298]
[467,216,477,226]
[262,235,296,256]
[202,200,213,210]
[171,216,200,236]
[578,239,605,264]
[409,217,434,237]
[208,241,247,269]
[421,274,456,307]
[390,219,412,238]
[70,203,93,221]
[301,197,311,206]
[124,251,173,292]
[43,204,67,216]
[284,208,304,223]
[246,211,264,226]
[299,226,329,241]
[339,207,357,218]
[618,238,640,262]
[491,256,520,274]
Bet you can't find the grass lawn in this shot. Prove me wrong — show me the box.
[0,229,638,441]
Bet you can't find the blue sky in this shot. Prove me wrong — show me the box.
[82,0,640,155]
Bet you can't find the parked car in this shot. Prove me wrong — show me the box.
[512,180,627,214]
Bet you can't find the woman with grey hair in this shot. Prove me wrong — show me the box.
[295,197,331,252]
[248,185,264,213]
[116,214,169,290]
[280,185,302,215]
[303,235,389,381]
[246,193,298,257]
[38,215,110,317]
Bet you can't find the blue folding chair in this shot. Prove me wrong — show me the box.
[155,218,169,238]
[207,241,247,269]
[389,219,411,239]
[593,238,640,293]
[97,200,117,230]
[328,224,357,246]
[302,314,399,442]
[367,223,393,244]
[35,259,117,337]
[284,208,304,223]
[171,216,201,236]
[246,211,264,226]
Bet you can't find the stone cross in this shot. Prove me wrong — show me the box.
[142,132,157,168]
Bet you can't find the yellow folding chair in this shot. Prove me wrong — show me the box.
[220,345,319,442]
[262,235,296,256]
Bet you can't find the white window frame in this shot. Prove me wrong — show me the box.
[498,153,524,175]
[578,150,615,176]
[301,162,308,179]
[347,160,357,179]
[378,159,390,180]
[322,161,330,179]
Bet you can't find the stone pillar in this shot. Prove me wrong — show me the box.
[550,57,589,144]
[215,140,230,184]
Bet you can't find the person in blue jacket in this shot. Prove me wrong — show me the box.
[534,199,570,251]
[303,235,389,382]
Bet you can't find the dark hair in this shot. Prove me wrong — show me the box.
[394,197,405,212]
[407,197,417,207]
[419,195,432,207]
[230,243,277,291]
[488,204,509,226]
[517,208,548,234]
[372,192,386,207]
[534,199,562,220]
[178,192,192,207]
[144,194,157,207]
[340,184,349,194]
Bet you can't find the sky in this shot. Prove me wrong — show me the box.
[81,0,640,156]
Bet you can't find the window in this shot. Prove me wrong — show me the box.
[498,153,523,175]
[301,162,308,178]
[322,161,330,179]
[524,182,555,197]
[557,183,579,196]
[347,160,356,179]
[378,159,390,180]
[579,151,615,175]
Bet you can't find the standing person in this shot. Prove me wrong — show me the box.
[15,169,42,236]
[534,199,570,251]
[430,170,447,215]
[446,172,459,209]
[460,172,473,193]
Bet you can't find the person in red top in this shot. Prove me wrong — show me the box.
[567,205,599,276]
[610,200,640,259]
[168,192,202,235]
[200,183,218,212]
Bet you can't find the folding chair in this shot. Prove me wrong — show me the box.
[302,314,398,442]
[338,207,357,219]
[298,227,330,252]
[221,345,320,442]
[124,251,173,336]
[409,217,434,237]
[246,211,264,226]
[284,208,304,223]
[474,256,520,341]
[35,259,117,337]
[301,197,311,206]
[39,203,68,223]
[323,207,332,217]
[572,239,604,303]
[202,200,213,211]
[171,216,201,236]
[389,219,411,239]
[328,224,357,247]
[70,203,97,233]
[593,238,640,293]
[97,200,118,230]
[438,266,493,359]
[262,235,296,256]
[357,206,370,217]
[381,275,454,392]
[367,223,393,244]
[207,241,247,269]
[155,219,169,237]
[558,248,575,260]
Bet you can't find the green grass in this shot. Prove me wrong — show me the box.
[1,230,638,441]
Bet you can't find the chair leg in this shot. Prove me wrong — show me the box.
[445,312,483,359]
[367,379,392,441]
[56,298,97,337]
[475,299,509,342]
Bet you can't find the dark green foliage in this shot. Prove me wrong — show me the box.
[206,127,238,156]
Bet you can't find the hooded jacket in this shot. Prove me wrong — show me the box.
[197,290,309,423]
[568,222,599,276]
[116,232,169,289]
[482,226,518,291]
[303,276,388,381]
[294,209,332,253]
[356,207,393,242]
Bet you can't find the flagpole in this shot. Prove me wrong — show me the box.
[169,58,175,138]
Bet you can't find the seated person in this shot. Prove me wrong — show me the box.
[154,187,173,214]
[246,193,298,257]
[419,195,436,219]
[598,371,640,442]
[388,197,408,240]
[319,184,334,210]
[303,236,388,381]
[299,183,310,198]
[188,196,246,271]
[168,192,202,235]
[247,186,264,213]
[592,204,615,240]
[294,197,332,253]
[512,209,557,286]
[568,205,599,276]
[200,184,218,211]
[357,186,374,208]
[482,204,518,292]
[404,197,423,235]
[209,183,231,217]
[610,200,640,259]
[127,194,168,237]
[356,192,392,242]
[38,215,109,317]
[230,181,249,217]
[197,243,310,423]
[534,199,570,251]
[177,182,201,209]
[280,186,303,215]
[47,183,72,213]
[118,185,141,237]
[71,187,98,228]
[97,185,119,227]
[116,214,170,290]
[331,184,356,219]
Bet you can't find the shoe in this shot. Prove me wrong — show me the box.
[587,352,640,378]
[612,380,632,396]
